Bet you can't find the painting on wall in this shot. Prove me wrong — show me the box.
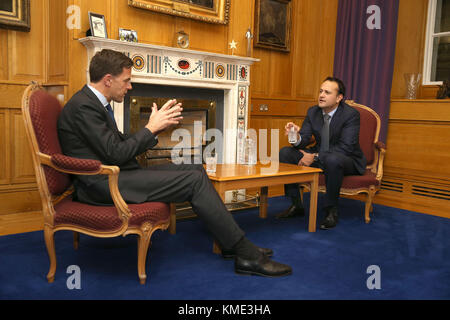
[128,0,230,25]
[0,0,30,32]
[254,0,292,52]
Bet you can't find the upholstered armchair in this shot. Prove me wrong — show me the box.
[21,83,171,284]
[302,100,386,223]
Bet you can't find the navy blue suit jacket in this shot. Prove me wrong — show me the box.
[296,102,366,175]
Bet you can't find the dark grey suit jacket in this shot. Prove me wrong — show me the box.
[57,85,158,202]
[296,102,367,175]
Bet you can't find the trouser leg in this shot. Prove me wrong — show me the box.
[279,146,303,199]
[319,152,358,208]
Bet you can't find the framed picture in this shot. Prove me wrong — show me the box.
[254,0,292,52]
[128,0,230,25]
[88,12,107,38]
[0,0,30,32]
[119,28,138,43]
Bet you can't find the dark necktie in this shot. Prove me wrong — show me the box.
[105,104,115,123]
[320,113,331,152]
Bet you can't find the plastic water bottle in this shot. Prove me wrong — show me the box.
[288,126,298,144]
[245,138,256,165]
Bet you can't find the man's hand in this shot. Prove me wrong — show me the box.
[284,122,300,136]
[146,99,183,135]
[298,150,315,167]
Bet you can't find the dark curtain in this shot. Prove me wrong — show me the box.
[333,0,399,143]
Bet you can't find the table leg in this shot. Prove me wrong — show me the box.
[308,173,319,232]
[259,186,268,219]
[212,183,226,254]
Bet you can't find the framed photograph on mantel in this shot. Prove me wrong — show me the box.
[254,0,292,52]
[0,0,30,32]
[128,0,230,25]
[88,12,107,38]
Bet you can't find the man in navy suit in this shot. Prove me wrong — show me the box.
[58,49,292,277]
[277,77,366,229]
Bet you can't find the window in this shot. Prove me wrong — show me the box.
[423,0,450,85]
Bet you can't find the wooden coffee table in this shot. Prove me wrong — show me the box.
[208,162,321,228]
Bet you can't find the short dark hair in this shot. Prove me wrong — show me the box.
[324,76,346,97]
[89,49,133,83]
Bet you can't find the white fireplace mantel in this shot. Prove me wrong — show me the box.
[79,37,259,164]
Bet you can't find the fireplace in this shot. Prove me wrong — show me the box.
[125,83,222,166]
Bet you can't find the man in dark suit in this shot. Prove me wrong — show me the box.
[277,77,366,230]
[57,49,292,277]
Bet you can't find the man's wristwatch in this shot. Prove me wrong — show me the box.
[313,154,319,162]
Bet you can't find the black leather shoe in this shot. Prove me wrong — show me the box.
[275,205,305,219]
[319,206,338,230]
[235,255,292,277]
[222,247,273,260]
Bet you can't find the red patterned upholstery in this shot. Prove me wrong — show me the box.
[357,107,377,165]
[51,154,102,173]
[128,202,171,228]
[29,90,71,195]
[54,196,170,231]
[54,196,123,231]
[319,170,380,189]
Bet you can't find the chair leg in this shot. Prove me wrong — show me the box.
[137,228,152,285]
[168,203,176,235]
[364,188,376,224]
[73,232,79,250]
[44,226,57,283]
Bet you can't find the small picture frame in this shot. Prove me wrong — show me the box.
[88,12,107,38]
[119,28,138,43]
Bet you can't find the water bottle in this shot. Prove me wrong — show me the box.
[245,138,256,165]
[288,126,298,144]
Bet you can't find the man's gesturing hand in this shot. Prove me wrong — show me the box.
[145,99,183,135]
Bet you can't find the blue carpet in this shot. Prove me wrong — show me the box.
[0,196,449,300]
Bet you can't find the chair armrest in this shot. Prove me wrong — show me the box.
[50,154,102,174]
[374,142,386,181]
[375,141,386,151]
[38,152,131,222]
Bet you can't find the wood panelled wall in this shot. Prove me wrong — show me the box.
[0,0,68,227]
[0,0,448,235]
